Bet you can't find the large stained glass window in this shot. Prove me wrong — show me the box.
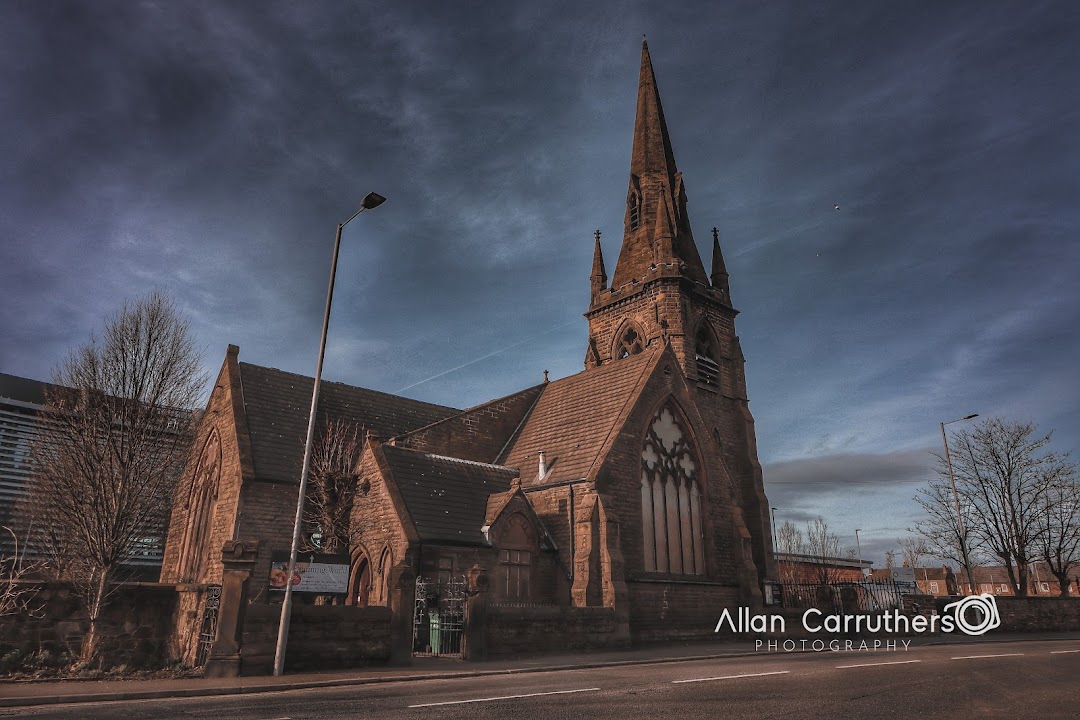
[640,404,705,575]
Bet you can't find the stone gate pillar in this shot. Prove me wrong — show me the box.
[387,561,415,666]
[205,539,260,678]
[463,563,489,661]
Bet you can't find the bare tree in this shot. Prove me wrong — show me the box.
[774,520,805,584]
[883,549,897,570]
[0,526,41,617]
[1036,472,1080,596]
[924,418,1073,597]
[303,417,365,554]
[804,517,845,584]
[914,480,980,583]
[898,536,929,569]
[23,290,204,665]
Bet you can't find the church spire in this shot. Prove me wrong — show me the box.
[610,40,709,290]
[630,39,678,189]
[590,229,607,299]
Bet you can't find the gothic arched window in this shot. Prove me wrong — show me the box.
[695,325,720,387]
[497,514,534,602]
[616,324,645,360]
[177,429,222,582]
[640,404,705,575]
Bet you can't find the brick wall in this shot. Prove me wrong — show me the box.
[0,582,179,668]
[485,604,629,656]
[240,603,392,674]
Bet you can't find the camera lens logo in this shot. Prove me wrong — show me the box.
[943,594,1001,635]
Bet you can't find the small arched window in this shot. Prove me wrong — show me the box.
[695,326,720,387]
[616,325,645,360]
[640,403,705,575]
[351,554,371,607]
[375,547,393,605]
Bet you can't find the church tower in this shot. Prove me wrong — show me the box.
[584,40,774,581]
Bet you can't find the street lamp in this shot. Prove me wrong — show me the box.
[274,191,386,677]
[770,507,779,558]
[940,413,978,596]
[854,528,864,576]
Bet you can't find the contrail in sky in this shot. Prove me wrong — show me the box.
[396,318,579,393]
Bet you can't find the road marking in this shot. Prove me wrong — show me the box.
[408,687,600,708]
[673,671,790,684]
[836,660,922,669]
[1050,649,1080,654]
[951,653,1025,660]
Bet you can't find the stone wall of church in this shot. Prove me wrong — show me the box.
[586,280,689,366]
[235,480,299,599]
[585,278,774,586]
[345,445,413,606]
[161,350,248,586]
[596,362,748,587]
[523,484,578,603]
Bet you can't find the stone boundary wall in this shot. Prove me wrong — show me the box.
[485,604,629,657]
[993,596,1080,632]
[240,603,392,675]
[0,581,178,668]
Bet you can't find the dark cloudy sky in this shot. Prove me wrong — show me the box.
[3,1,1078,564]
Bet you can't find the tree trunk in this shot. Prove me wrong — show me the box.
[80,571,109,667]
[1055,573,1072,597]
[1015,561,1029,597]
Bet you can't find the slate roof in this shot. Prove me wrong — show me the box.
[380,444,518,545]
[237,362,459,484]
[500,345,661,484]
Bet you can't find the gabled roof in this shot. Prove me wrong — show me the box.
[500,345,662,485]
[237,362,459,484]
[379,444,518,545]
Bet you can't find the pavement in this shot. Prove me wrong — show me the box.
[2,631,1078,709]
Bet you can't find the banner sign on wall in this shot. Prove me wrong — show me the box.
[269,552,350,594]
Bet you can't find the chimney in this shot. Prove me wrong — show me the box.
[538,451,547,479]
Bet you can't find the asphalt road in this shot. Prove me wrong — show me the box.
[4,639,1078,719]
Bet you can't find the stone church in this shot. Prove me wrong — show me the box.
[161,41,775,652]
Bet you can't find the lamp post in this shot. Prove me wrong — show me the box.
[770,507,779,559]
[854,528,864,577]
[273,191,386,677]
[941,413,978,596]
